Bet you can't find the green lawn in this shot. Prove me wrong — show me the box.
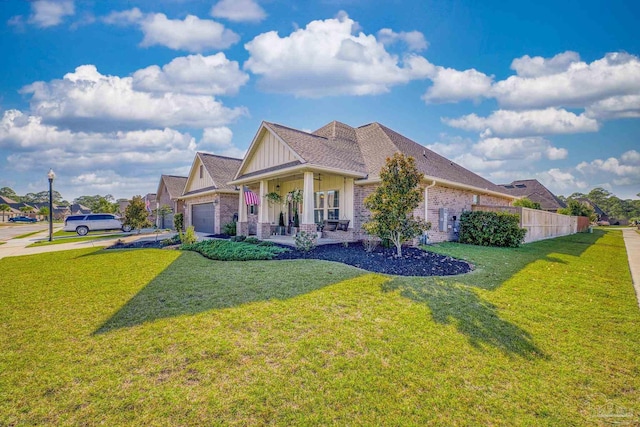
[27,233,128,247]
[1,229,638,425]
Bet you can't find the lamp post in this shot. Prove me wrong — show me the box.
[47,169,55,242]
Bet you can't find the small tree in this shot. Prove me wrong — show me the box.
[558,200,596,222]
[0,204,10,221]
[513,197,541,210]
[363,153,431,257]
[38,206,49,220]
[173,212,184,232]
[20,206,34,216]
[124,195,152,233]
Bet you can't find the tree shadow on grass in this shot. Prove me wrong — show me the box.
[385,278,546,358]
[94,253,363,335]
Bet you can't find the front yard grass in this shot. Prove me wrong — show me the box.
[27,233,128,247]
[0,229,638,425]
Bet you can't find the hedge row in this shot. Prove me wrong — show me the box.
[458,211,526,247]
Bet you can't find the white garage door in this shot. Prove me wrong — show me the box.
[192,203,214,234]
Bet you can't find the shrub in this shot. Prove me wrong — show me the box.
[173,213,184,232]
[459,211,526,248]
[179,225,198,245]
[294,231,317,252]
[362,237,379,253]
[161,234,181,246]
[181,239,288,261]
[223,220,236,236]
[230,235,246,242]
[244,237,260,245]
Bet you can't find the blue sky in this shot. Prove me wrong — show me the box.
[1,0,638,201]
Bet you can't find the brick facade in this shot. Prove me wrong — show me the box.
[352,182,512,244]
[184,192,238,235]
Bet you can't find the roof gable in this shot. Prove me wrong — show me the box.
[236,123,303,178]
[184,152,242,195]
[158,175,187,200]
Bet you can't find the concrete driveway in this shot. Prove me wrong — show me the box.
[0,222,50,241]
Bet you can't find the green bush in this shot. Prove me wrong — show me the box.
[244,237,260,245]
[459,211,526,247]
[223,221,236,236]
[173,213,184,232]
[181,239,288,261]
[294,231,317,252]
[230,235,246,242]
[179,225,197,245]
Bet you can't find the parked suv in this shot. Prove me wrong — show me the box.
[63,213,132,235]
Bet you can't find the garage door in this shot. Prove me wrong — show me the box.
[192,203,214,234]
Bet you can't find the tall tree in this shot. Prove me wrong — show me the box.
[0,187,19,201]
[0,203,10,221]
[558,200,596,221]
[123,195,152,233]
[363,153,430,257]
[74,195,118,213]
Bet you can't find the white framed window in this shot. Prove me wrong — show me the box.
[472,194,479,205]
[314,190,340,223]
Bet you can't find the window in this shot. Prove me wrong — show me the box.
[314,190,340,222]
[199,165,203,179]
[249,205,257,215]
[472,194,479,205]
[314,191,324,223]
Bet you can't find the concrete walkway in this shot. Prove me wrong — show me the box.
[621,228,640,308]
[0,228,173,260]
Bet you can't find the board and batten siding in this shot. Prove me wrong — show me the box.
[244,131,297,174]
[184,158,214,193]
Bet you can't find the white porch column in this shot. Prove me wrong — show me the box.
[258,180,269,223]
[302,171,315,227]
[344,177,354,222]
[238,186,247,222]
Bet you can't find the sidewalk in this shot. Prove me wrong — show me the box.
[621,228,640,308]
[0,228,173,260]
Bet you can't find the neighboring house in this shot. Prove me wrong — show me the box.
[0,195,21,220]
[498,179,566,212]
[155,175,187,229]
[144,193,157,224]
[229,120,517,243]
[576,198,609,223]
[181,152,242,235]
[117,200,130,217]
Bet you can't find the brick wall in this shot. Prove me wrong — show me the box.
[352,182,511,244]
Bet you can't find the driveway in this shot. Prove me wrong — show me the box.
[0,222,50,241]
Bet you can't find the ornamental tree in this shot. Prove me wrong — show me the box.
[363,153,431,257]
[124,195,152,233]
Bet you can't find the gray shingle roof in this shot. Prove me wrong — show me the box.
[198,153,242,192]
[239,120,510,195]
[160,175,187,199]
[498,179,567,211]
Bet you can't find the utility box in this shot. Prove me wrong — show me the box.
[438,208,448,232]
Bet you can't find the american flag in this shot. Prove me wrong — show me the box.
[145,195,151,213]
[244,187,260,206]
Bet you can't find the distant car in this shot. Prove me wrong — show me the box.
[63,213,133,236]
[8,216,37,223]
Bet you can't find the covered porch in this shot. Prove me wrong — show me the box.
[235,170,357,241]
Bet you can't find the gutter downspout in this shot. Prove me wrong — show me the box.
[423,180,436,243]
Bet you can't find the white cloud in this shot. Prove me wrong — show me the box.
[537,168,589,192]
[132,53,249,96]
[244,12,433,97]
[474,137,567,161]
[377,28,428,51]
[0,109,202,199]
[103,9,239,52]
[422,67,493,103]
[210,0,266,23]
[585,94,640,119]
[28,0,75,28]
[443,108,599,136]
[493,52,640,109]
[20,65,246,131]
[577,152,640,178]
[199,127,246,158]
[510,51,580,77]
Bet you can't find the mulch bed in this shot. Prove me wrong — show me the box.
[108,239,473,277]
[274,242,472,277]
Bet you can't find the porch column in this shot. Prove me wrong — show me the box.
[257,180,270,239]
[237,186,248,236]
[301,171,316,233]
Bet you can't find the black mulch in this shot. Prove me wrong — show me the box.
[273,242,473,277]
[107,238,473,277]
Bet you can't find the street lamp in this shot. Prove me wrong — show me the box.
[47,168,55,242]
